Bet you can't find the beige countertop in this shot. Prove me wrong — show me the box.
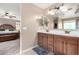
[37,30,79,38]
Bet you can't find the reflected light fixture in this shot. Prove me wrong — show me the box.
[60,6,67,12]
[48,9,57,15]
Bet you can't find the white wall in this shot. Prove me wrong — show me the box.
[0,19,16,27]
[21,3,43,51]
[0,3,21,20]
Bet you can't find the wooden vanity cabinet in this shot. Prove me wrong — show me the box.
[54,35,78,55]
[38,33,54,51]
[78,39,79,54]
[54,35,64,55]
[38,33,48,50]
[64,36,78,55]
[48,34,54,52]
[38,32,79,55]
[38,33,43,47]
[42,33,48,50]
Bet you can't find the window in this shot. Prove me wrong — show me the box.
[63,20,76,29]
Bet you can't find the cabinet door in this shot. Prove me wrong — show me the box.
[78,39,79,55]
[38,33,43,47]
[65,37,77,55]
[42,33,48,50]
[48,35,53,52]
[54,35,64,55]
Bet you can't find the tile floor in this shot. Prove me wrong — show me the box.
[22,49,37,55]
[0,39,20,55]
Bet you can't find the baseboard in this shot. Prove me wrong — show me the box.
[22,45,38,54]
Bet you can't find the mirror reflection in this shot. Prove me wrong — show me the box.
[45,3,79,30]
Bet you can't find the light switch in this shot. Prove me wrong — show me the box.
[23,27,27,30]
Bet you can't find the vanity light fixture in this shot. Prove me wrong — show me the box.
[35,16,42,19]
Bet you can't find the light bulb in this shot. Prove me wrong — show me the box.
[35,16,42,19]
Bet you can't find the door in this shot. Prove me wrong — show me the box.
[78,39,79,54]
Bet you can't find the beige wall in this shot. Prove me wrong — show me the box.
[21,3,43,51]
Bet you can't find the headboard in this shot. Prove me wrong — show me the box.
[0,24,15,30]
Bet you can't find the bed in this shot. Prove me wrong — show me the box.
[0,24,20,42]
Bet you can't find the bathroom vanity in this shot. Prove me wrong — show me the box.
[37,30,79,55]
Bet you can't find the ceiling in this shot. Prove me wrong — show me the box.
[33,3,53,9]
[34,3,79,17]
[33,3,79,10]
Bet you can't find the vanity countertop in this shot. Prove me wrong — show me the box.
[37,30,79,38]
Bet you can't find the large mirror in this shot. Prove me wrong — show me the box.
[46,3,79,30]
[49,16,79,30]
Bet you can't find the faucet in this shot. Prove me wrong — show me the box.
[65,30,71,34]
